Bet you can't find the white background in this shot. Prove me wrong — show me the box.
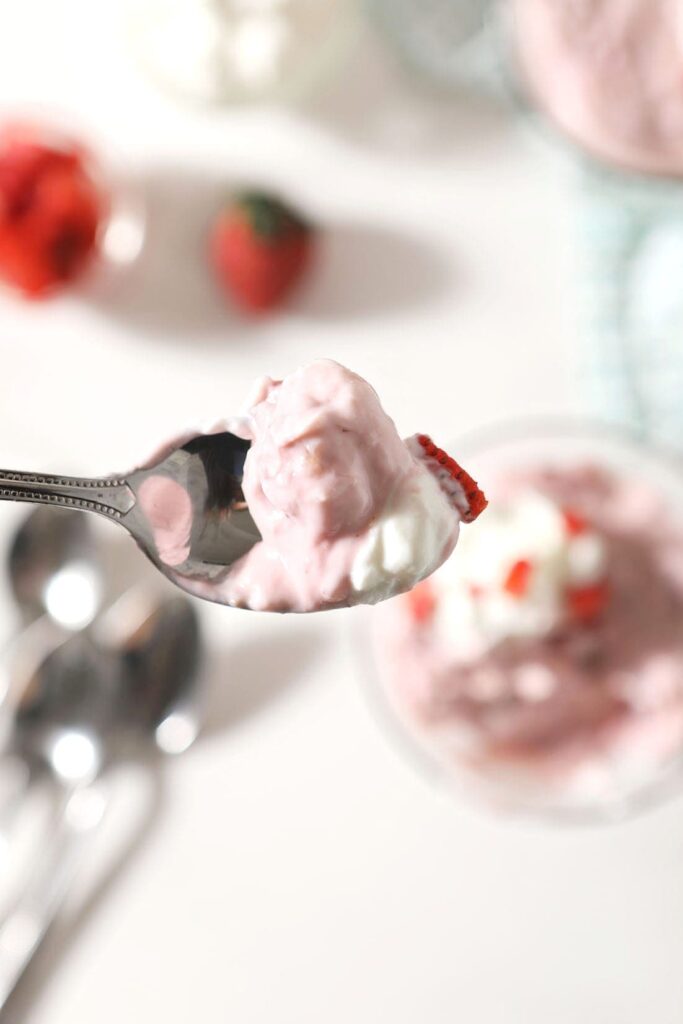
[2,4,683,1023]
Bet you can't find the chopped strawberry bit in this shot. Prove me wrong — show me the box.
[415,434,488,523]
[504,559,533,597]
[407,580,437,624]
[566,581,610,623]
[468,582,484,599]
[562,507,588,536]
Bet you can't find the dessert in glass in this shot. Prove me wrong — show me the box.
[371,422,683,821]
[509,0,683,179]
[0,120,144,300]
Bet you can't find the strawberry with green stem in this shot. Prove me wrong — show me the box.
[210,191,314,314]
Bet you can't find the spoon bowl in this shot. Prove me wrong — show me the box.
[12,632,118,785]
[127,431,261,584]
[100,588,202,754]
[9,588,202,780]
[8,508,102,630]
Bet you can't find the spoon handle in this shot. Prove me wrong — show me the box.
[0,470,134,522]
[0,785,107,1011]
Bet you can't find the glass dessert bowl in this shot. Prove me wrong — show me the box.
[498,3,683,451]
[368,421,683,823]
[506,0,683,182]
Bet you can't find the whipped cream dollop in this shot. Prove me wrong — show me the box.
[152,360,485,613]
[512,0,683,176]
[422,490,607,661]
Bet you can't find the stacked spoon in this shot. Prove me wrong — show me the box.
[0,506,203,1011]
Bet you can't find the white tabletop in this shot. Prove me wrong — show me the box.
[2,4,683,1023]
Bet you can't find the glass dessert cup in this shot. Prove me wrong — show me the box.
[365,0,503,95]
[503,0,683,183]
[492,1,683,458]
[366,420,683,824]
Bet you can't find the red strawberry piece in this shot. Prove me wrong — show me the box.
[407,579,437,624]
[0,143,80,219]
[503,559,533,597]
[566,581,610,623]
[562,507,588,536]
[0,133,102,298]
[210,191,313,314]
[32,171,100,278]
[411,434,488,523]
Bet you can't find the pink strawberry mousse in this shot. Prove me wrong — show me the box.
[138,360,486,613]
[511,0,683,177]
[374,462,683,804]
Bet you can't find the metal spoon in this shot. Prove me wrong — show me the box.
[0,431,261,599]
[0,509,111,844]
[99,588,202,755]
[0,508,102,848]
[7,505,161,635]
[1,506,194,826]
[7,507,102,630]
[0,592,202,1009]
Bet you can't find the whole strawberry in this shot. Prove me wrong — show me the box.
[210,191,313,314]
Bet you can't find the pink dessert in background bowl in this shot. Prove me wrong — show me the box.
[371,423,683,821]
[510,0,683,178]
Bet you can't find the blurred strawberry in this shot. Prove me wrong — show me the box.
[407,579,437,624]
[566,581,610,624]
[210,191,313,313]
[0,130,103,298]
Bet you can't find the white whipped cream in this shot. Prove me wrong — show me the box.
[429,490,606,660]
[350,467,459,605]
